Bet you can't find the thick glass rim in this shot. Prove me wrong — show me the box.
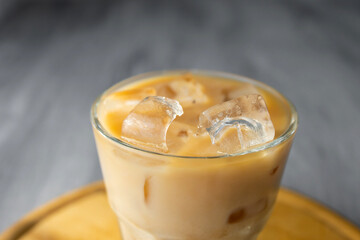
[91,70,298,159]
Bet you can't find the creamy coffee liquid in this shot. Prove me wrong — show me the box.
[98,73,290,156]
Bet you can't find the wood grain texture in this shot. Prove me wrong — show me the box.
[0,0,359,231]
[1,182,360,240]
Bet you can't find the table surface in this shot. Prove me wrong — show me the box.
[0,0,359,232]
[2,183,360,240]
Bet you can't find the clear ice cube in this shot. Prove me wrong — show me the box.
[121,96,184,152]
[199,94,275,153]
[158,79,209,107]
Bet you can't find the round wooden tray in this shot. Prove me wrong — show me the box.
[1,182,359,240]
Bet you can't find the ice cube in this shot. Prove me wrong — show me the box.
[199,94,275,153]
[102,87,157,113]
[121,96,184,152]
[158,79,209,107]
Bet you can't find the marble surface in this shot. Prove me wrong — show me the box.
[0,0,359,232]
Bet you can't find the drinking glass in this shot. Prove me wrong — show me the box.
[91,70,298,240]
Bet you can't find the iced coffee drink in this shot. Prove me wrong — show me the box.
[91,70,297,240]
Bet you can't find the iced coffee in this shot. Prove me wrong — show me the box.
[91,70,297,240]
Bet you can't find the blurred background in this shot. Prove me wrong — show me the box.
[0,0,359,232]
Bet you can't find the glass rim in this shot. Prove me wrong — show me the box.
[91,69,298,159]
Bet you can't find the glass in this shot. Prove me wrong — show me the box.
[91,70,298,240]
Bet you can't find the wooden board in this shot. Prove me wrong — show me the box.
[1,182,359,240]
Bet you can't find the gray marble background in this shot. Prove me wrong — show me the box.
[0,0,359,232]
